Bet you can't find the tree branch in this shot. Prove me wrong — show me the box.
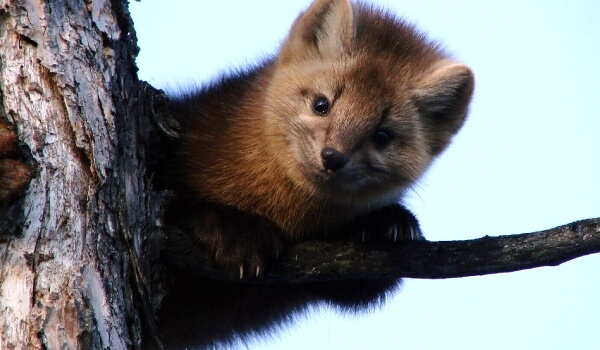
[162,217,600,282]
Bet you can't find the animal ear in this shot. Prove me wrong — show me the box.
[414,62,475,155]
[279,0,355,64]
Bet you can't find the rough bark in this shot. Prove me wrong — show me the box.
[0,1,165,349]
[163,217,600,282]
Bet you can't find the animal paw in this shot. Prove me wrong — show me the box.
[187,203,285,279]
[343,204,424,242]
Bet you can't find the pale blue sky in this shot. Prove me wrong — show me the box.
[130,1,600,349]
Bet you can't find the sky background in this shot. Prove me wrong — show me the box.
[129,1,600,349]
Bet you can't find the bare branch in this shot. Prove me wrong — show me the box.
[162,217,600,282]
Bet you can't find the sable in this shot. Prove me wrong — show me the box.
[166,0,474,279]
[155,1,476,347]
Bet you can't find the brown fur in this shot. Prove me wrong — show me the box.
[151,1,475,348]
[167,0,474,278]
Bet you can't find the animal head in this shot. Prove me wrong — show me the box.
[264,0,474,204]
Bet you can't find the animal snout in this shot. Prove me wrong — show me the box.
[321,147,348,171]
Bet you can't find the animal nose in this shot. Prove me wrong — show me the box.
[321,147,348,171]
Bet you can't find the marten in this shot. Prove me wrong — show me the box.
[155,0,474,347]
[167,0,474,278]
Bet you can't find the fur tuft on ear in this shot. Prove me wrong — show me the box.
[278,0,356,64]
[414,62,475,155]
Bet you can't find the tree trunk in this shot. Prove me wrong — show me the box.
[0,1,164,349]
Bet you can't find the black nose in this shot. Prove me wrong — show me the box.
[321,147,348,171]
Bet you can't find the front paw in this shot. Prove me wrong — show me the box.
[343,204,424,243]
[186,204,285,279]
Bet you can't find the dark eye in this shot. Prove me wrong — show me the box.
[312,96,329,116]
[373,130,392,148]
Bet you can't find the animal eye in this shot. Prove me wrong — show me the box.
[312,96,329,116]
[372,130,392,148]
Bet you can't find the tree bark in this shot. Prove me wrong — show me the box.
[0,1,165,349]
[163,217,600,282]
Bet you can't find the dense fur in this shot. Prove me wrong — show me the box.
[169,0,473,278]
[155,0,473,348]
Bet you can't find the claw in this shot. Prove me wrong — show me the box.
[239,264,244,280]
[410,226,422,240]
[255,265,260,277]
[389,225,398,242]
